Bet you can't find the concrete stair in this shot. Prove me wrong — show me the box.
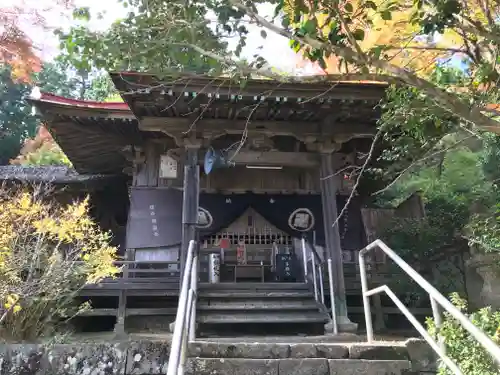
[185,340,431,375]
[197,283,330,335]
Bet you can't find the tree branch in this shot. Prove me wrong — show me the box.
[372,134,475,196]
[332,127,383,228]
[230,0,500,134]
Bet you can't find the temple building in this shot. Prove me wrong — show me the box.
[0,73,425,336]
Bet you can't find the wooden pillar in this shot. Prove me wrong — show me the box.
[113,248,134,338]
[320,152,358,333]
[180,142,200,277]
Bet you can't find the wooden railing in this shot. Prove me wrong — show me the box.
[76,254,432,334]
[77,260,181,335]
[81,260,180,281]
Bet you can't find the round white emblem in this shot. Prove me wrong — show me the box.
[197,207,213,228]
[288,208,315,232]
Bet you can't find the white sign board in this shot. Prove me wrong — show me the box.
[209,253,221,284]
[159,154,178,179]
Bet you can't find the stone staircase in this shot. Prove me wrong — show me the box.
[186,339,434,375]
[197,282,330,336]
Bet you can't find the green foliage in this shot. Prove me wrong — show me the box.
[0,61,101,166]
[467,206,500,253]
[0,65,36,165]
[57,0,228,76]
[381,217,464,297]
[460,134,500,253]
[83,74,118,102]
[50,56,117,101]
[376,144,494,205]
[479,133,500,183]
[372,67,472,183]
[377,147,495,296]
[416,0,463,34]
[13,141,72,167]
[427,293,500,375]
[34,62,79,98]
[18,150,71,167]
[373,86,458,181]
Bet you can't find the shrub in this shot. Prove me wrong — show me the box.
[427,293,500,375]
[10,126,72,167]
[0,186,119,341]
[466,203,500,253]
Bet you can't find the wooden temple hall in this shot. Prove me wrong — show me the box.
[4,73,393,335]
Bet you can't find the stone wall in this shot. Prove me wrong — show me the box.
[0,338,437,375]
[0,341,171,375]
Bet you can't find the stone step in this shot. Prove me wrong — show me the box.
[185,358,411,375]
[197,301,321,311]
[197,311,329,324]
[199,291,314,299]
[199,282,309,290]
[188,341,408,360]
[186,340,435,375]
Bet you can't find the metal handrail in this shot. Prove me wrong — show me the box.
[360,239,500,375]
[167,240,198,375]
[326,258,338,334]
[301,238,337,333]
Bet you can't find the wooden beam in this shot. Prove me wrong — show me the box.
[139,117,375,138]
[228,151,319,167]
[114,74,388,101]
[166,150,350,168]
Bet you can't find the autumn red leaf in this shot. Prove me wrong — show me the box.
[0,1,73,82]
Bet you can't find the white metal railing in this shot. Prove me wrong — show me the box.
[360,239,500,375]
[167,240,198,375]
[301,238,337,334]
[326,258,338,334]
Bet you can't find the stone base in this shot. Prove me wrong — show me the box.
[465,253,500,310]
[324,317,358,334]
[113,317,128,340]
[169,321,176,333]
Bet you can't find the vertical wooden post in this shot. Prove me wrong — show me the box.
[114,248,133,338]
[180,143,200,279]
[320,152,358,333]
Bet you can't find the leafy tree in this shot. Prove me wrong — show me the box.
[0,187,119,340]
[0,65,36,165]
[0,0,72,82]
[34,62,79,98]
[57,1,228,75]
[0,61,78,165]
[376,146,496,298]
[479,133,500,184]
[358,66,470,197]
[83,74,119,101]
[96,0,500,134]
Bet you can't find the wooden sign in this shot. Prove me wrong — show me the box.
[159,154,178,179]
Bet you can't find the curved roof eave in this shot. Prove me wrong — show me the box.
[28,89,132,112]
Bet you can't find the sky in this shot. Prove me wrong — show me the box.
[13,0,316,74]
